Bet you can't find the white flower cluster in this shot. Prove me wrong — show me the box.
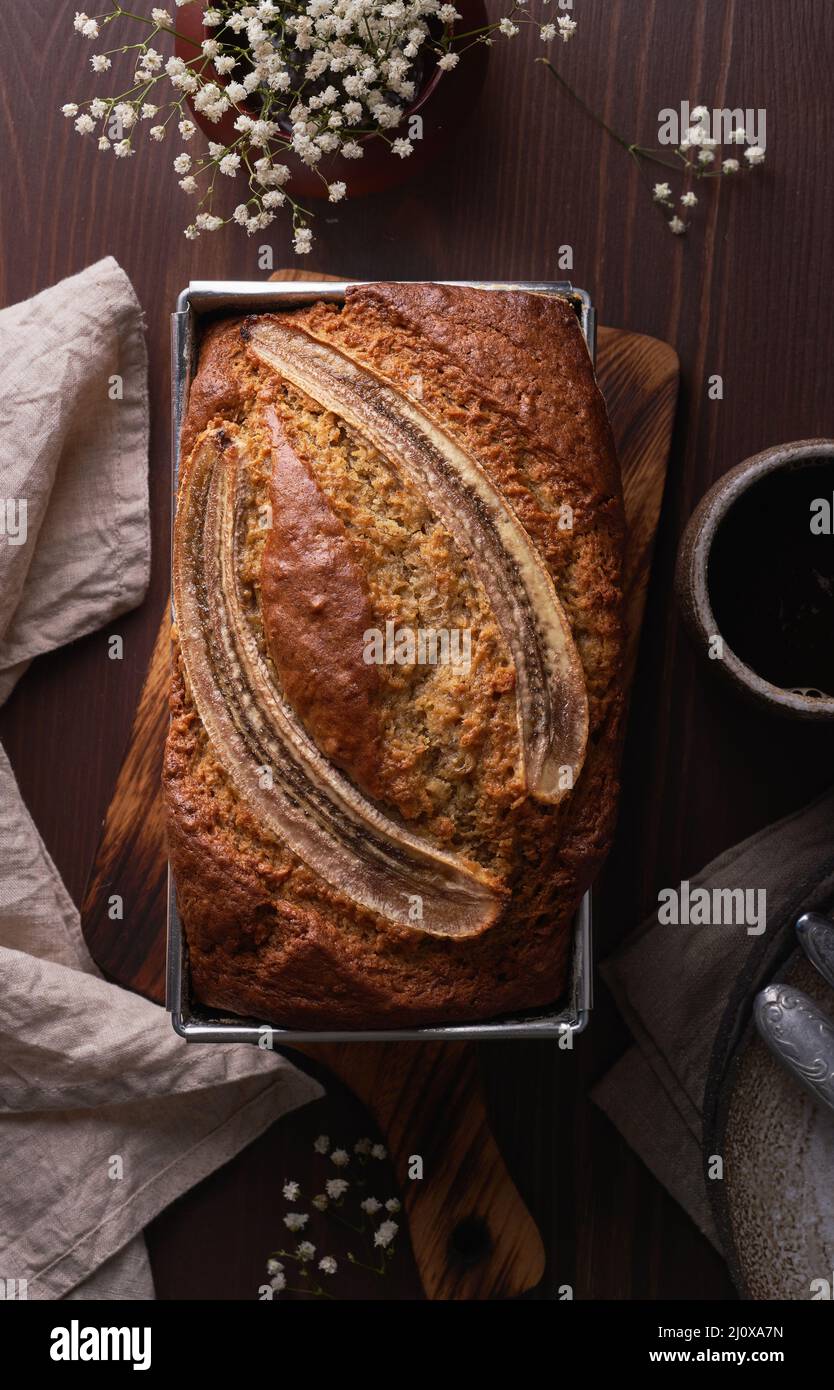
[653,103,766,235]
[265,1135,402,1296]
[65,1,568,251]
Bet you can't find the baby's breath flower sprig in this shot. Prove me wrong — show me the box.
[65,1,575,252]
[264,1133,402,1297]
[266,1248,339,1299]
[539,61,767,238]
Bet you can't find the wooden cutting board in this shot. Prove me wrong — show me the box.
[81,270,678,1300]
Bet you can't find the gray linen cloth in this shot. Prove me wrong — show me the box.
[0,258,323,1301]
[593,786,834,1246]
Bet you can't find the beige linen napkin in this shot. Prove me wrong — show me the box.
[593,786,834,1247]
[0,258,323,1301]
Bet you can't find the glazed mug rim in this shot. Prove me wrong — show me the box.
[675,438,834,719]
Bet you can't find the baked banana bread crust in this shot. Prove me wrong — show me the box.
[164,282,625,1027]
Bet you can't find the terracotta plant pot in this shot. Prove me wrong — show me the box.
[675,439,834,720]
[174,1,489,198]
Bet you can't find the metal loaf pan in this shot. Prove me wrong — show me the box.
[167,279,596,1044]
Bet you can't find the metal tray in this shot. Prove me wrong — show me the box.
[167,279,597,1044]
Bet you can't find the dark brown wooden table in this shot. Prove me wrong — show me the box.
[3,0,833,1299]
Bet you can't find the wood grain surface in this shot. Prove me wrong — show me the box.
[79,266,677,1299]
[3,0,833,1300]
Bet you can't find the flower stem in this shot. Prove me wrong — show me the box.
[113,5,200,47]
[347,1251,387,1276]
[537,58,634,154]
[629,145,689,172]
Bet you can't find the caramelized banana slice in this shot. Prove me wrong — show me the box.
[173,428,504,938]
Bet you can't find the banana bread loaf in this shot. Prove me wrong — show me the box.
[164,282,625,1028]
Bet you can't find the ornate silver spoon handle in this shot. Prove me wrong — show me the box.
[796,911,834,990]
[754,984,834,1117]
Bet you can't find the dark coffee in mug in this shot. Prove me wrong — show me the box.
[708,460,834,697]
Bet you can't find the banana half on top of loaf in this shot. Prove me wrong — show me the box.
[164,282,625,1028]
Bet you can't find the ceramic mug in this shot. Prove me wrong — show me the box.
[675,438,834,720]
